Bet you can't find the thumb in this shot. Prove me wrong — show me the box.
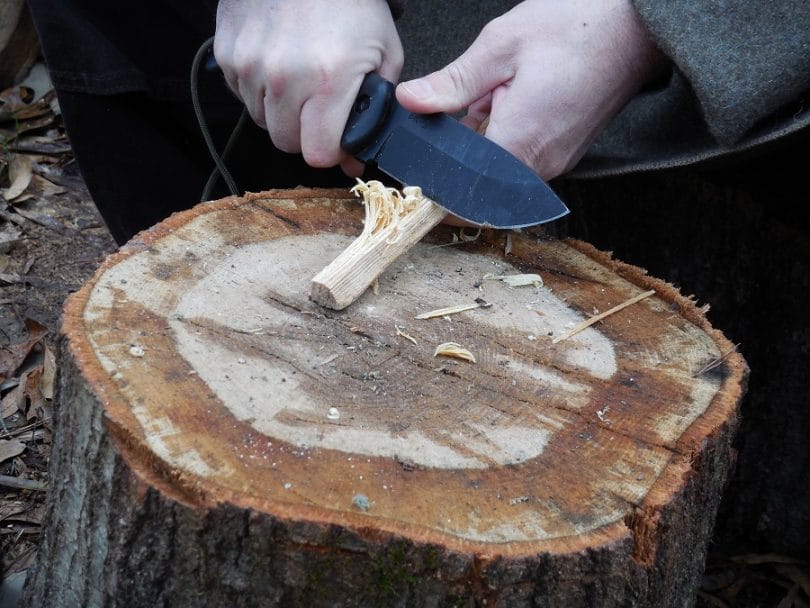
[396,43,511,114]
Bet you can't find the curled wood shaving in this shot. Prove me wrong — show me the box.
[351,179,423,245]
[433,342,476,363]
[415,299,491,320]
[552,289,655,344]
[483,273,543,287]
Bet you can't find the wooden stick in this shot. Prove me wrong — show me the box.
[0,474,47,492]
[310,196,446,310]
[552,289,655,344]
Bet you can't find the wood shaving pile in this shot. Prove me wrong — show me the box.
[352,179,424,245]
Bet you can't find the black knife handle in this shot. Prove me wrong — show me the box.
[341,73,395,155]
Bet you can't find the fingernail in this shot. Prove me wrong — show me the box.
[400,79,435,100]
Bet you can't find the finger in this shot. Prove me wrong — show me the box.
[395,35,513,114]
[299,77,361,167]
[262,89,304,153]
[340,157,365,177]
[378,39,405,84]
[237,78,267,130]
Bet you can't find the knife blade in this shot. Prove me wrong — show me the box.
[341,73,569,229]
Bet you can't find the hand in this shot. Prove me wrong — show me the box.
[215,0,404,175]
[395,0,666,180]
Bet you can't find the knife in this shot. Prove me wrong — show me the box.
[340,73,569,229]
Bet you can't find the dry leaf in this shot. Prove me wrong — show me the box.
[24,367,45,420]
[0,439,25,464]
[30,174,67,198]
[433,342,476,363]
[1,383,24,417]
[0,86,35,120]
[2,154,33,201]
[0,318,47,385]
[40,345,56,400]
[0,114,56,144]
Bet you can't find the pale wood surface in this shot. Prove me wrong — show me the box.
[25,189,748,607]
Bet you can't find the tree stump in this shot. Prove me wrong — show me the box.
[25,189,747,607]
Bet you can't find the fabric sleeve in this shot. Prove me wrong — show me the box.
[631,0,810,145]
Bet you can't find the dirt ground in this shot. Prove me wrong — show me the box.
[1,78,807,607]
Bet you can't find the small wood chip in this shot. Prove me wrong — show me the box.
[484,273,543,287]
[433,342,476,363]
[552,290,655,344]
[692,343,740,377]
[317,354,340,367]
[394,325,418,345]
[434,227,483,248]
[415,300,491,320]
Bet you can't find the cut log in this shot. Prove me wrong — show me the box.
[24,189,747,608]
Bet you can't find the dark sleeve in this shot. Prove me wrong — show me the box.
[631,0,810,145]
[387,0,404,19]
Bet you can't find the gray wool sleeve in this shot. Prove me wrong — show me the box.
[631,0,810,145]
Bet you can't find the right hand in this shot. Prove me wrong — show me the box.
[214,0,404,175]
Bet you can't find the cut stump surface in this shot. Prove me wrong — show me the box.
[26,189,748,607]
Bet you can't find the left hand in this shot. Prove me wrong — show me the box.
[395,0,666,180]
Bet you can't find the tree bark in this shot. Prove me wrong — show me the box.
[24,189,747,607]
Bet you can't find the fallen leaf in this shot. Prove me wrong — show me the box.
[40,345,55,400]
[0,272,24,285]
[0,114,56,144]
[2,154,33,201]
[0,86,35,120]
[29,174,66,198]
[24,367,45,420]
[1,382,25,417]
[0,439,25,464]
[0,318,47,385]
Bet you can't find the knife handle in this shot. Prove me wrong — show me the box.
[341,73,395,155]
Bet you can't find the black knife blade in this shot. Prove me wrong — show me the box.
[341,73,569,229]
